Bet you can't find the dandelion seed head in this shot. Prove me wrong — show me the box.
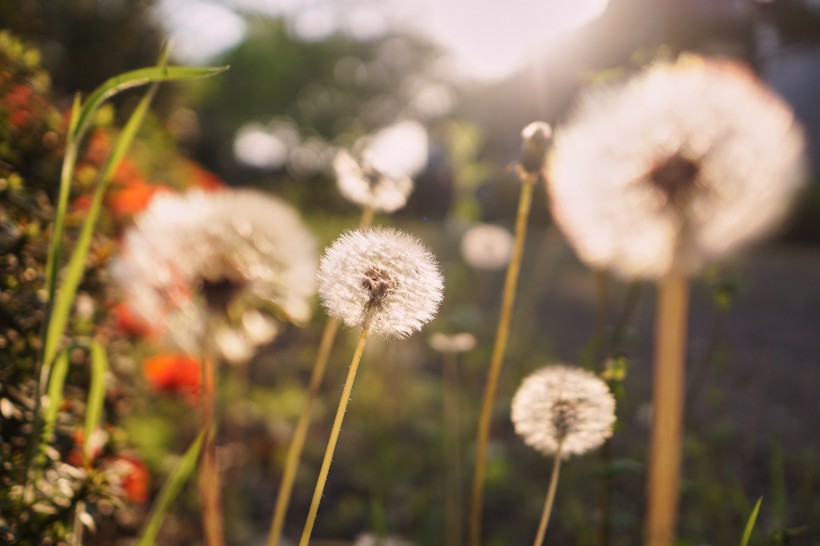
[520,121,552,174]
[548,56,807,279]
[333,150,414,213]
[460,223,514,270]
[113,189,318,363]
[318,227,444,338]
[511,364,616,457]
[428,332,476,353]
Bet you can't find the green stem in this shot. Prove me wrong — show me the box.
[267,318,340,546]
[533,444,563,546]
[444,351,463,546]
[645,272,689,546]
[298,314,373,546]
[469,171,536,546]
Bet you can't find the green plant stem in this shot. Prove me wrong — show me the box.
[199,351,224,546]
[266,207,373,546]
[266,317,340,546]
[469,170,536,546]
[298,313,374,546]
[645,272,689,546]
[533,444,563,546]
[444,351,463,546]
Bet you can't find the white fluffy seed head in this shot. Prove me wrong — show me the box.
[317,227,444,338]
[548,56,807,279]
[511,365,616,458]
[112,189,318,363]
[460,223,514,270]
[333,150,414,213]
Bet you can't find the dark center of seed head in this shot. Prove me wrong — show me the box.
[201,277,244,314]
[362,266,398,310]
[550,398,579,442]
[648,153,700,205]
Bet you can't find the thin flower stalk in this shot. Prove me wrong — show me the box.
[198,348,224,546]
[266,207,373,546]
[469,167,536,546]
[444,350,463,546]
[298,312,374,546]
[645,272,689,546]
[533,443,563,546]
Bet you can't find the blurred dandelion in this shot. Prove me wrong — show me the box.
[512,365,615,546]
[547,56,806,546]
[113,188,318,364]
[299,228,443,546]
[333,149,414,215]
[460,223,514,270]
[548,56,806,279]
[114,188,316,546]
[354,533,415,546]
[429,332,477,353]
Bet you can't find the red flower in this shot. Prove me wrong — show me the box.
[143,353,202,402]
[105,455,150,504]
[112,302,155,338]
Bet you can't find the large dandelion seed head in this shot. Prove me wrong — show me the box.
[318,227,444,338]
[511,365,616,457]
[548,56,807,279]
[113,189,318,363]
[333,150,414,213]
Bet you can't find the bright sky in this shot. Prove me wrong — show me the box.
[155,0,609,81]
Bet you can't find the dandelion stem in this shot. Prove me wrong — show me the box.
[298,313,374,546]
[199,350,224,546]
[266,206,373,546]
[470,170,536,546]
[645,272,689,546]
[444,351,463,546]
[533,443,563,546]
[266,318,340,546]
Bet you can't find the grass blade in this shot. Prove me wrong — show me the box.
[740,496,763,546]
[137,431,205,546]
[83,340,109,459]
[73,64,228,141]
[39,349,70,468]
[42,55,167,369]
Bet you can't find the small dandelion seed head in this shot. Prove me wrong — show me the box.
[511,364,616,458]
[333,150,414,213]
[428,332,476,353]
[548,56,807,279]
[112,189,318,363]
[318,227,444,338]
[460,223,514,270]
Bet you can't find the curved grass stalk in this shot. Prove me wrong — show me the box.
[469,170,537,546]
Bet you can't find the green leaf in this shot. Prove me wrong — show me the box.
[740,496,763,546]
[42,350,70,448]
[73,64,228,141]
[137,432,205,546]
[43,55,168,370]
[41,94,81,390]
[83,340,109,459]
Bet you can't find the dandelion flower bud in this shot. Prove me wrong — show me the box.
[460,223,514,270]
[113,189,318,363]
[333,150,414,213]
[511,365,616,457]
[318,227,444,338]
[548,56,807,279]
[520,121,552,175]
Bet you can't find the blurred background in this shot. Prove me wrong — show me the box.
[1,0,819,544]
